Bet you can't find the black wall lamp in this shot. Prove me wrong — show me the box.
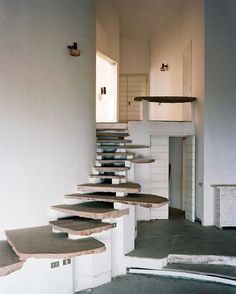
[67,42,80,56]
[160,63,168,71]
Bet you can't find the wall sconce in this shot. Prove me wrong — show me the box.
[160,63,168,71]
[67,42,80,56]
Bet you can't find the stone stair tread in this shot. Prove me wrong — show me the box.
[65,193,169,208]
[50,217,113,236]
[97,159,128,164]
[96,132,129,137]
[131,158,155,164]
[97,145,149,150]
[5,226,105,260]
[51,202,129,219]
[0,241,24,277]
[77,182,141,193]
[96,123,128,130]
[97,152,135,156]
[97,139,132,143]
[94,166,130,172]
[165,264,236,280]
[90,174,126,179]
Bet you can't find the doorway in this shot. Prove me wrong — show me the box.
[150,135,195,222]
[96,51,118,122]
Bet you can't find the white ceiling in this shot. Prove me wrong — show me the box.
[112,0,188,41]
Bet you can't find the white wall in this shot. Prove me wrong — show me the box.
[182,0,204,221]
[120,37,149,75]
[96,0,120,62]
[0,0,95,291]
[149,17,184,121]
[204,0,236,225]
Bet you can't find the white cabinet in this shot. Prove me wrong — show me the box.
[213,185,236,228]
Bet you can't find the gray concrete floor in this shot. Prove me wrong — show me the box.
[127,210,236,259]
[78,274,236,294]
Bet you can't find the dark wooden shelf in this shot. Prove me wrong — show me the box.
[134,96,197,103]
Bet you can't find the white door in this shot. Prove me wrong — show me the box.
[183,136,195,222]
[119,74,147,122]
[150,136,169,219]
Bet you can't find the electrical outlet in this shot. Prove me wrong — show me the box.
[51,261,60,268]
[63,259,71,266]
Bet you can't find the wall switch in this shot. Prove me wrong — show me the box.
[51,261,60,268]
[63,259,71,266]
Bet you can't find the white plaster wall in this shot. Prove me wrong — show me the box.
[182,0,205,221]
[204,0,236,225]
[149,17,184,121]
[120,37,149,75]
[96,0,120,63]
[0,0,95,292]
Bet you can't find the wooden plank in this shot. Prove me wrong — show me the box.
[77,182,141,193]
[97,139,132,144]
[50,217,113,236]
[96,132,129,138]
[5,226,105,260]
[0,241,24,277]
[89,174,126,179]
[65,193,169,209]
[97,152,135,156]
[96,123,128,130]
[134,96,197,103]
[94,166,130,172]
[131,158,155,164]
[51,202,129,220]
[97,145,149,150]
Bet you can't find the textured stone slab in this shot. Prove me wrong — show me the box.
[77,182,141,193]
[97,139,132,144]
[90,174,126,180]
[65,193,169,208]
[50,217,113,236]
[131,158,155,164]
[97,152,135,157]
[134,96,197,103]
[96,123,128,130]
[96,132,129,138]
[0,241,24,277]
[97,145,149,150]
[5,226,105,260]
[94,166,130,172]
[51,202,129,219]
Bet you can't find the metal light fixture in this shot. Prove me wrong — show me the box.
[160,63,168,71]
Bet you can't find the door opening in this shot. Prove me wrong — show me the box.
[96,51,117,122]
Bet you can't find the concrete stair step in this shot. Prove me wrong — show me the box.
[50,217,114,236]
[97,139,132,144]
[96,159,127,164]
[131,158,155,164]
[96,123,128,130]
[96,132,129,138]
[65,192,169,208]
[51,202,129,220]
[97,152,135,157]
[0,241,24,277]
[77,182,141,193]
[94,166,130,172]
[97,145,149,150]
[90,174,126,180]
[5,226,105,260]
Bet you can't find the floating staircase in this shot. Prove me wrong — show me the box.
[0,122,168,292]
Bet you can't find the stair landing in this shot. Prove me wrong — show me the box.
[5,226,105,260]
[0,241,24,277]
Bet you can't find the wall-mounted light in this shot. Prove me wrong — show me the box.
[67,42,80,56]
[160,63,168,71]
